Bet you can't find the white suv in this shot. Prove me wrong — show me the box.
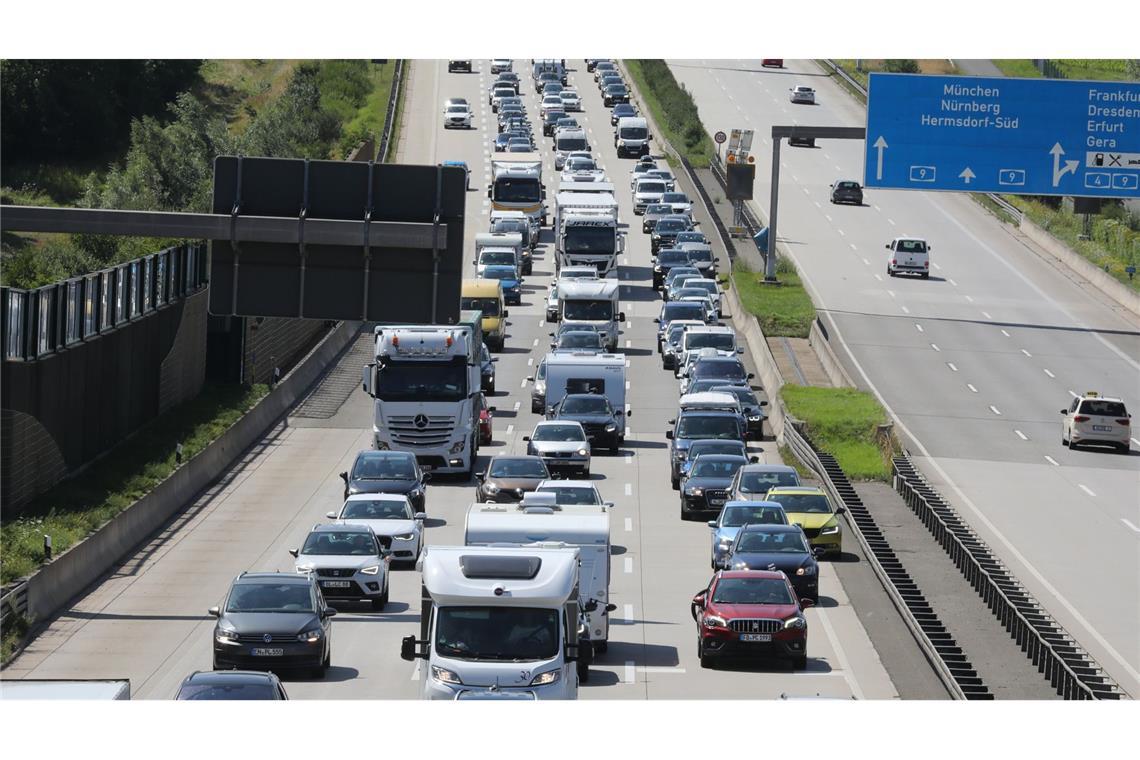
[291,524,391,610]
[1061,392,1132,452]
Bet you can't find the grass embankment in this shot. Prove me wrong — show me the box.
[781,385,895,481]
[0,383,268,587]
[624,60,714,168]
[731,260,815,338]
[830,59,959,93]
[992,60,1137,81]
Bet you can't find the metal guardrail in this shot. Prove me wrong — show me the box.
[892,457,1126,700]
[818,59,1023,224]
[2,242,207,362]
[0,582,29,631]
[782,420,992,699]
[377,59,405,162]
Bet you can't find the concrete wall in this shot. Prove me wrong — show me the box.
[724,284,788,442]
[23,320,362,624]
[809,318,855,389]
[243,317,332,386]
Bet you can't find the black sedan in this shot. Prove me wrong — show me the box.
[210,572,335,678]
[175,670,289,700]
[720,524,822,601]
[547,393,630,453]
[610,102,638,126]
[603,84,630,107]
[543,109,566,136]
[679,454,750,519]
[830,180,863,205]
[711,385,768,440]
[651,215,694,254]
[339,449,428,513]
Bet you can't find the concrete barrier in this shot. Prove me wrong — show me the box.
[23,320,363,625]
[809,318,855,388]
[1019,218,1140,318]
[724,284,789,442]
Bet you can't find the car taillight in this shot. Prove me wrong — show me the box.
[1073,416,1090,422]
[923,261,929,268]
[891,259,897,265]
[1117,419,1130,426]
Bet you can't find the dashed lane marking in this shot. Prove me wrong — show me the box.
[1078,484,1096,497]
[967,383,978,393]
[1015,430,1028,440]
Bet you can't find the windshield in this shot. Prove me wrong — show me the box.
[462,297,501,317]
[676,232,705,243]
[693,361,746,381]
[620,126,648,139]
[556,137,587,151]
[716,387,758,406]
[668,268,700,284]
[489,458,549,478]
[662,303,705,322]
[740,470,800,493]
[564,226,615,255]
[301,531,378,556]
[480,251,516,267]
[483,266,518,281]
[689,281,718,295]
[559,333,602,349]
[226,583,314,613]
[676,415,739,439]
[689,441,744,458]
[659,251,693,266]
[491,220,527,237]
[768,493,833,514]
[722,506,786,527]
[177,683,279,700]
[687,333,734,351]
[736,531,809,554]
[657,219,686,233]
[838,181,859,189]
[675,289,709,301]
[566,158,595,171]
[637,181,666,194]
[376,360,467,402]
[563,299,614,321]
[533,424,585,442]
[537,486,601,505]
[685,247,713,262]
[562,396,611,415]
[341,499,413,520]
[493,177,541,203]
[691,459,745,478]
[647,205,671,215]
[447,105,468,114]
[351,455,416,480]
[436,606,559,662]
[662,193,688,203]
[711,577,794,605]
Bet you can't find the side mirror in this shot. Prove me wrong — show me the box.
[617,312,626,322]
[502,310,509,318]
[665,430,674,439]
[836,507,846,515]
[208,606,221,617]
[522,435,531,442]
[800,597,815,609]
[491,357,499,363]
[707,520,717,528]
[750,456,760,463]
[812,547,826,558]
[760,400,769,406]
[326,511,337,519]
[737,347,745,353]
[526,376,535,382]
[583,599,599,612]
[653,318,660,323]
[323,607,338,618]
[747,373,755,380]
[400,635,419,661]
[487,189,492,198]
[288,548,299,558]
[884,244,891,250]
[691,592,707,608]
[1060,409,1068,414]
[475,471,485,481]
[928,246,933,251]
[626,409,633,417]
[606,603,618,612]
[421,472,432,482]
[488,406,497,412]
[415,512,426,521]
[339,471,348,483]
[667,418,676,424]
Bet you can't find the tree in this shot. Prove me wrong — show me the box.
[884,60,921,74]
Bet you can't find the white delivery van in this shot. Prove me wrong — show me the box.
[614,116,651,158]
[475,231,525,275]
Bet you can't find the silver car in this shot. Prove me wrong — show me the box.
[327,493,425,564]
[524,421,591,478]
[291,523,392,610]
[707,501,789,570]
[643,203,673,233]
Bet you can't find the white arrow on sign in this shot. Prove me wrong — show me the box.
[873,136,888,180]
[959,167,976,184]
[1050,142,1079,187]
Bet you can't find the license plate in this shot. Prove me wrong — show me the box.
[740,633,771,643]
[1092,425,1112,431]
[251,648,284,657]
[709,498,725,506]
[321,580,351,588]
[421,464,434,471]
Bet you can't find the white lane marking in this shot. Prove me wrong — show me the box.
[625,359,630,367]
[625,340,632,349]
[1021,349,1032,357]
[533,338,539,346]
[623,557,633,574]
[513,401,520,412]
[915,324,924,332]
[1044,455,1060,466]
[626,321,632,329]
[624,483,632,496]
[887,290,896,299]
[931,261,942,271]
[410,662,421,681]
[539,319,545,327]
[624,518,633,532]
[874,273,883,281]
[1044,369,1056,378]
[873,204,882,211]
[862,258,870,266]
[625,381,630,390]
[1000,329,1010,337]
[1132,438,1140,447]
[989,405,1002,415]
[520,378,528,388]
[527,357,533,366]
[967,383,978,393]
[625,426,630,437]
[825,214,832,222]
[887,217,896,225]
[947,362,957,371]
[982,312,994,321]
[900,305,910,314]
[837,229,846,237]
[505,424,514,435]
[624,661,636,684]
[965,295,974,303]
[1068,389,1080,398]
[930,343,940,352]
[1121,519,1140,534]
[1078,484,1096,497]
[624,602,634,621]
[850,243,858,251]
[625,454,633,464]
[1015,430,1028,440]
[948,278,958,286]
[814,200,821,208]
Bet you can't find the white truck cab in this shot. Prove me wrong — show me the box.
[556,279,624,351]
[402,545,587,700]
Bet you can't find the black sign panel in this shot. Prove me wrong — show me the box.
[726,163,756,201]
[209,156,466,324]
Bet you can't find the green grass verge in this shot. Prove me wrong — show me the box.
[1,383,269,585]
[338,62,395,159]
[1,613,30,663]
[992,60,1043,79]
[993,59,1137,81]
[777,444,817,482]
[731,261,815,338]
[781,385,894,481]
[624,60,713,168]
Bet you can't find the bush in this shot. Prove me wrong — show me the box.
[884,59,920,74]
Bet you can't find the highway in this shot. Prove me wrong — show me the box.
[3,59,910,699]
[669,59,1140,695]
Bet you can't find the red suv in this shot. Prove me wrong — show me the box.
[690,570,813,669]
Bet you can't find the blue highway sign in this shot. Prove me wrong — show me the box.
[864,73,1140,198]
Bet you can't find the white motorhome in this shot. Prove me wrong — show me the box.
[465,493,615,665]
[490,154,546,227]
[401,545,587,700]
[539,350,627,413]
[556,279,623,351]
[614,116,651,158]
[362,320,481,476]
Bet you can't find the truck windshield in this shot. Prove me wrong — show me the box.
[563,299,614,321]
[620,126,648,140]
[461,297,501,317]
[480,251,516,267]
[494,177,541,203]
[564,226,615,254]
[376,361,467,402]
[435,607,560,661]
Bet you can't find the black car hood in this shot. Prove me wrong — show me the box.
[682,475,735,490]
[348,478,418,495]
[557,412,616,425]
[223,611,320,636]
[730,551,812,573]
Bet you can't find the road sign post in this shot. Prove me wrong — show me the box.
[864,74,1140,198]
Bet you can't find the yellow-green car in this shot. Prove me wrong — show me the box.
[763,486,843,556]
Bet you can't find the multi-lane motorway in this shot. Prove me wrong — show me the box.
[2,59,918,699]
[668,59,1140,695]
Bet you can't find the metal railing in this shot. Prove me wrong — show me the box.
[1,242,207,362]
[892,457,1126,699]
[818,59,1023,224]
[782,418,992,699]
[378,59,405,162]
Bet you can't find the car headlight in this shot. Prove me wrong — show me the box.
[783,615,807,630]
[484,482,500,494]
[703,615,727,629]
[577,448,589,456]
[297,628,323,643]
[605,423,617,432]
[393,532,415,541]
[215,627,239,643]
[748,415,761,421]
[450,439,466,454]
[360,565,381,575]
[796,565,816,576]
[821,520,840,535]
[432,665,463,685]
[535,381,546,394]
[673,450,687,460]
[375,441,390,451]
[686,487,703,496]
[295,564,315,574]
[530,669,561,686]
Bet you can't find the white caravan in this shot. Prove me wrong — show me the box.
[539,350,627,413]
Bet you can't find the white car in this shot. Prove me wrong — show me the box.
[646,168,676,192]
[789,85,816,104]
[561,156,606,183]
[684,278,722,313]
[540,94,565,118]
[491,59,513,74]
[291,523,391,610]
[559,89,582,111]
[1061,391,1132,452]
[524,421,591,478]
[660,191,693,218]
[327,493,425,564]
[886,236,931,278]
[633,178,669,214]
[535,479,608,506]
[443,103,472,129]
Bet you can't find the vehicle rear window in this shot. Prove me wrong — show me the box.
[178,683,279,700]
[663,303,705,321]
[637,181,666,194]
[740,470,800,492]
[1079,400,1127,416]
[721,506,787,528]
[896,239,927,253]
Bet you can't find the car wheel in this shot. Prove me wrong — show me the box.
[887,266,895,277]
[1068,437,1078,450]
[577,657,590,683]
[671,476,679,490]
[596,640,608,654]
[379,578,390,606]
[792,654,807,671]
[371,595,386,611]
[921,272,930,279]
